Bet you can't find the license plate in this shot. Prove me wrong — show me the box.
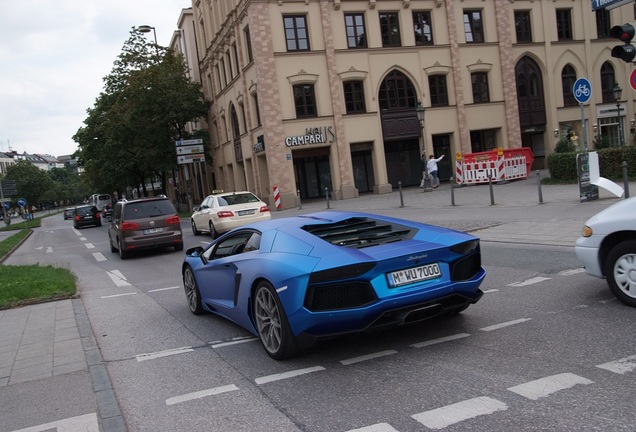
[238,210,255,216]
[388,263,441,288]
[143,228,163,235]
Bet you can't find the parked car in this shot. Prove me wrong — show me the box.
[108,197,183,259]
[575,196,636,307]
[190,191,271,238]
[102,203,113,221]
[63,208,75,220]
[73,205,101,229]
[182,211,486,359]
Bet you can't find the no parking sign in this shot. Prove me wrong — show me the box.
[630,69,636,92]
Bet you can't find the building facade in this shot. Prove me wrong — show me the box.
[190,0,636,209]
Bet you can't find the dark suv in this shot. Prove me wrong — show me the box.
[108,197,183,259]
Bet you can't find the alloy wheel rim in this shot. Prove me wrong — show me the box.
[614,253,636,299]
[254,288,282,353]
[184,269,198,311]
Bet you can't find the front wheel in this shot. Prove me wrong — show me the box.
[183,266,203,315]
[604,240,636,307]
[253,281,298,360]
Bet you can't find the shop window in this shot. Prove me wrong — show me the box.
[471,72,489,103]
[380,12,401,47]
[413,11,433,45]
[470,129,497,153]
[284,15,310,51]
[343,81,366,114]
[429,75,448,107]
[463,10,484,43]
[345,13,367,48]
[293,84,317,118]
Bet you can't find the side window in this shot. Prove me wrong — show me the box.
[113,204,122,221]
[206,232,258,259]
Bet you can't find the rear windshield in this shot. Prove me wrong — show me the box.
[218,193,260,206]
[124,200,176,220]
[76,207,95,215]
[98,195,110,201]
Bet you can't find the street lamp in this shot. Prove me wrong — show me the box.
[613,83,624,146]
[137,25,159,56]
[416,101,431,192]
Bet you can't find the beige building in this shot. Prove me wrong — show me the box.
[189,0,636,209]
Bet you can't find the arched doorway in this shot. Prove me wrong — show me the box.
[515,56,547,168]
[378,70,421,188]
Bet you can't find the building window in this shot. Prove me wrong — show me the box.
[601,62,616,103]
[379,12,401,47]
[413,11,433,45]
[378,71,416,110]
[226,50,233,79]
[284,15,310,51]
[429,75,449,107]
[244,26,253,63]
[471,72,489,103]
[514,10,532,43]
[215,65,222,90]
[556,9,573,41]
[232,43,240,73]
[343,81,366,114]
[293,84,317,118]
[463,10,484,43]
[596,9,611,38]
[220,58,227,87]
[253,94,261,127]
[470,129,497,153]
[561,65,577,107]
[345,13,367,48]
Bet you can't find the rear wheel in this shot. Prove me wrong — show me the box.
[174,243,184,251]
[604,240,636,307]
[191,220,201,236]
[209,221,219,239]
[253,281,298,360]
[183,266,204,315]
[118,238,129,260]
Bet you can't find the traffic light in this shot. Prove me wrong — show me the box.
[610,22,636,62]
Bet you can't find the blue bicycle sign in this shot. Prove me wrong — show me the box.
[573,78,592,104]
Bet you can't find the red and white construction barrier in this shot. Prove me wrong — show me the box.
[454,148,531,185]
[273,186,281,210]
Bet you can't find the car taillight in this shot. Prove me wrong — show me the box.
[121,222,139,231]
[217,211,234,218]
[74,215,80,221]
[260,205,270,213]
[96,213,101,219]
[166,215,181,225]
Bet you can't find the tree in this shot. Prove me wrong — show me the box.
[4,161,54,207]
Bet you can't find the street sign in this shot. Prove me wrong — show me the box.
[177,154,205,164]
[630,69,636,92]
[573,78,592,104]
[176,145,204,155]
[592,0,634,11]
[17,198,27,207]
[0,179,17,196]
[175,138,204,146]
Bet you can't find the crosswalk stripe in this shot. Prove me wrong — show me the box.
[507,373,593,400]
[412,396,507,429]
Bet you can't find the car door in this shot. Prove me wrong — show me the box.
[193,197,211,230]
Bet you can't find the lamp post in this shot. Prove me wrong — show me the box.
[613,83,624,146]
[416,101,431,192]
[137,25,159,56]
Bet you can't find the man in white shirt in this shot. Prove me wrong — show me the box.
[427,154,445,189]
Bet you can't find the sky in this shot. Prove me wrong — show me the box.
[0,1,191,158]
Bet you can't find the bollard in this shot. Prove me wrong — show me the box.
[297,189,302,209]
[622,161,630,199]
[450,176,456,206]
[398,181,404,208]
[536,170,544,204]
[488,173,495,206]
[325,187,330,209]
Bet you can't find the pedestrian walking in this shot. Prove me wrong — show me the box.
[427,154,445,189]
[419,154,428,188]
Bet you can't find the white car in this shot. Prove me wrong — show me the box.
[190,191,271,238]
[575,196,636,307]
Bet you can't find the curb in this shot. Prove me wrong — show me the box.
[0,229,33,264]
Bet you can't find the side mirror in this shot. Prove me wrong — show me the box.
[185,246,205,257]
[193,206,199,212]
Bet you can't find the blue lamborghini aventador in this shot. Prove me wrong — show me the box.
[182,211,486,359]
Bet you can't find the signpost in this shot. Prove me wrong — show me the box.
[573,77,599,203]
[175,139,205,212]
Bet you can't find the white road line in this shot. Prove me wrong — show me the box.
[92,252,107,262]
[79,237,86,241]
[166,384,238,406]
[10,413,99,432]
[410,333,471,349]
[479,318,531,332]
[558,268,586,276]
[340,350,398,365]
[107,269,130,287]
[101,292,137,299]
[507,276,552,287]
[255,366,325,385]
[148,286,180,293]
[45,246,52,253]
[85,243,95,249]
[596,354,636,374]
[483,289,499,293]
[210,337,258,348]
[346,423,399,432]
[412,396,507,430]
[136,346,194,362]
[507,373,593,400]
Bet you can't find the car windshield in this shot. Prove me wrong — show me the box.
[123,200,176,220]
[218,193,259,206]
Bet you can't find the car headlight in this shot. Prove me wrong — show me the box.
[582,225,593,237]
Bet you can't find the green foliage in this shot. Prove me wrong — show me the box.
[0,263,76,309]
[4,161,54,206]
[593,134,610,150]
[547,147,636,182]
[554,136,576,153]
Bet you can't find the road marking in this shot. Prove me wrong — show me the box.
[210,337,258,348]
[411,333,471,348]
[85,243,95,249]
[79,237,86,241]
[107,269,130,287]
[136,346,194,362]
[92,252,107,262]
[479,318,531,332]
[508,276,552,287]
[101,292,137,299]
[45,246,52,253]
[412,396,507,430]
[255,366,325,385]
[166,384,238,406]
[558,268,586,276]
[346,423,399,432]
[11,413,99,432]
[73,229,81,236]
[483,289,499,293]
[148,286,180,293]
[340,350,398,365]
[507,373,593,400]
[596,354,636,374]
